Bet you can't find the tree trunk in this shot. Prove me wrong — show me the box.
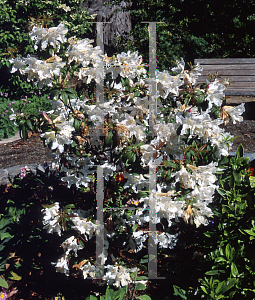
[80,0,133,46]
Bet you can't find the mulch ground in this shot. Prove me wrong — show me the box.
[224,120,255,153]
[0,120,255,170]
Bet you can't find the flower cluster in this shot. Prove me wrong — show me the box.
[19,166,30,179]
[29,22,68,52]
[9,54,65,89]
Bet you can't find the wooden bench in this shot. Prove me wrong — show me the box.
[194,58,255,96]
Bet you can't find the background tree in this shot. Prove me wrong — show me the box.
[95,0,255,70]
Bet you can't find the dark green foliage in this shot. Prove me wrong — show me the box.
[107,0,255,70]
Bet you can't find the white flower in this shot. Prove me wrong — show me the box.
[153,191,184,226]
[171,57,185,73]
[150,232,179,249]
[78,66,105,84]
[80,262,97,279]
[100,162,116,180]
[156,70,181,98]
[103,265,118,285]
[52,254,70,276]
[61,236,83,257]
[116,50,145,79]
[172,165,196,189]
[47,152,61,170]
[29,22,68,52]
[131,231,147,252]
[41,124,74,153]
[103,265,137,287]
[9,57,26,73]
[71,218,97,240]
[185,63,203,85]
[66,38,94,66]
[123,173,149,192]
[224,103,245,124]
[57,3,71,12]
[42,202,62,236]
[10,54,65,89]
[206,79,225,109]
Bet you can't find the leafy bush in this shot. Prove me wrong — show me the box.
[0,0,95,139]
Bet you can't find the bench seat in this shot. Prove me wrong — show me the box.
[194,58,255,96]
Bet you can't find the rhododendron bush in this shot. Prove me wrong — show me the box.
[9,20,245,291]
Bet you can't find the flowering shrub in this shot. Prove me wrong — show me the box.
[8,19,247,297]
[0,0,95,139]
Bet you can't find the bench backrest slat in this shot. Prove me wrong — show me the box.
[194,58,255,64]
[194,58,255,95]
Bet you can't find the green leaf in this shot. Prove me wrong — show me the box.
[136,283,146,290]
[105,286,114,300]
[21,124,28,140]
[64,204,75,210]
[231,263,238,277]
[136,276,148,281]
[235,144,244,158]
[132,224,138,232]
[220,278,236,294]
[200,286,208,294]
[233,170,241,182]
[215,281,225,295]
[173,285,187,299]
[9,271,22,281]
[0,232,13,240]
[195,94,205,104]
[87,296,97,300]
[73,119,81,132]
[60,91,68,105]
[184,97,190,106]
[163,160,178,168]
[26,119,34,131]
[135,191,149,199]
[68,92,76,99]
[78,239,85,248]
[105,133,113,147]
[136,295,151,300]
[130,153,136,163]
[205,270,219,275]
[0,278,8,289]
[214,109,221,118]
[215,257,227,263]
[217,188,226,197]
[225,244,231,261]
[18,119,26,126]
[50,89,60,100]
[134,90,140,97]
[243,229,255,236]
[114,288,125,300]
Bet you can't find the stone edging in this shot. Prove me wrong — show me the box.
[0,164,48,186]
